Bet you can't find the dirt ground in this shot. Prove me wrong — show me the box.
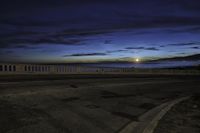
[154,94,200,133]
[0,75,199,133]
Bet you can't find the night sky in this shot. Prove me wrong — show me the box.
[0,0,200,68]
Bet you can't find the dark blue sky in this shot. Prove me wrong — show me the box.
[0,0,200,67]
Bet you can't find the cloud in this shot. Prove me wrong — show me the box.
[0,31,40,38]
[166,42,200,46]
[125,47,145,50]
[1,0,200,64]
[145,47,159,50]
[0,37,84,49]
[156,54,200,61]
[0,19,60,27]
[125,47,159,51]
[0,50,15,55]
[178,0,200,12]
[63,52,108,57]
[104,40,112,44]
[106,49,128,53]
[1,0,200,52]
[157,41,200,49]
[191,46,200,49]
[159,45,165,48]
[32,38,82,45]
[187,26,200,33]
[62,49,129,58]
[0,28,112,49]
[60,29,111,37]
[166,26,200,34]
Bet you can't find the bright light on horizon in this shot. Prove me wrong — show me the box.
[135,58,140,62]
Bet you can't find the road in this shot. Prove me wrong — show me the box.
[0,75,199,133]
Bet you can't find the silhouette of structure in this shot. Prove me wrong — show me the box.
[0,63,132,74]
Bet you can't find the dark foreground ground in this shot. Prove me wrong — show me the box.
[154,95,200,133]
[0,74,200,133]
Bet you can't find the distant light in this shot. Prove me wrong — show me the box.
[135,58,140,62]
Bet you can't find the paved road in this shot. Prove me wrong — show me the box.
[0,76,199,133]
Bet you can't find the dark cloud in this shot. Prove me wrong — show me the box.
[0,19,61,27]
[4,50,14,54]
[178,52,187,55]
[60,29,111,37]
[177,0,200,12]
[0,0,200,65]
[1,1,200,32]
[0,37,83,49]
[187,27,200,33]
[104,40,112,44]
[145,47,159,51]
[165,26,200,34]
[156,54,200,61]
[125,47,159,51]
[0,50,15,55]
[160,45,165,48]
[2,15,200,35]
[63,52,108,57]
[126,47,145,50]
[0,28,112,49]
[106,49,128,53]
[1,0,200,50]
[13,45,32,49]
[32,38,82,45]
[191,46,200,49]
[0,31,40,38]
[166,42,200,46]
[157,41,200,49]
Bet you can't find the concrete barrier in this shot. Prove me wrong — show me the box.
[0,63,131,75]
[0,63,199,75]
